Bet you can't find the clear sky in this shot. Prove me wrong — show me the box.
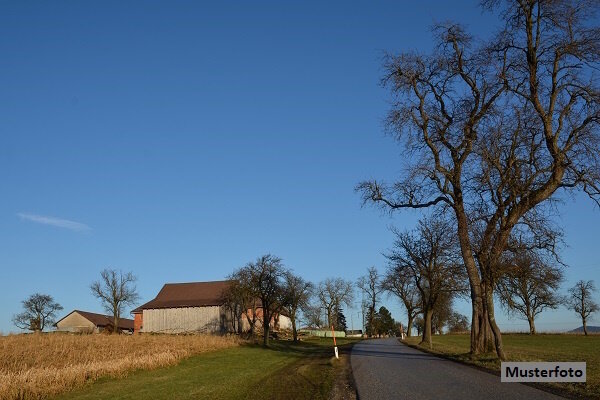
[1,1,598,334]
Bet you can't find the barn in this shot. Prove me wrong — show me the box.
[55,310,134,333]
[132,280,291,334]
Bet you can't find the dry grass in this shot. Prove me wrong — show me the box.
[0,332,239,400]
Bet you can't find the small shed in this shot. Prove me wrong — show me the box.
[55,310,134,333]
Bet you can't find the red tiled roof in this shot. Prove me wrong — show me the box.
[132,280,231,313]
[56,310,134,330]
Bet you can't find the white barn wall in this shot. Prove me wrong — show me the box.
[278,315,292,330]
[142,306,226,333]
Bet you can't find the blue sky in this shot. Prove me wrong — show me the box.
[1,1,598,334]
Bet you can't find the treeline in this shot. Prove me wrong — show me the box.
[361,217,599,350]
[222,255,359,346]
[356,0,600,360]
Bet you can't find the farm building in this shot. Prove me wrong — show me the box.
[132,280,292,334]
[55,310,134,333]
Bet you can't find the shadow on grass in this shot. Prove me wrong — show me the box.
[239,338,360,400]
[240,338,358,357]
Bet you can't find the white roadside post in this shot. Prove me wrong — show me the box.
[331,325,339,359]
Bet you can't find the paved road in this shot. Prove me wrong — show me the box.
[351,338,565,400]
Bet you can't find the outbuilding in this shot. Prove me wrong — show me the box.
[55,310,134,333]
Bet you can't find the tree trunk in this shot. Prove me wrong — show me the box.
[454,205,488,355]
[263,309,270,346]
[483,283,506,360]
[113,307,119,334]
[249,316,254,336]
[369,299,376,337]
[528,315,536,335]
[421,308,433,348]
[583,317,588,336]
[407,315,414,337]
[470,292,491,353]
[292,316,298,342]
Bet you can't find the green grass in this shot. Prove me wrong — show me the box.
[55,337,359,400]
[404,333,600,399]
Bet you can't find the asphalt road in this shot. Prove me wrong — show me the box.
[351,338,565,400]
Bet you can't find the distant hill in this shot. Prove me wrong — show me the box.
[568,326,600,333]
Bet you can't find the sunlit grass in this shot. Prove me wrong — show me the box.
[55,337,361,400]
[404,333,600,399]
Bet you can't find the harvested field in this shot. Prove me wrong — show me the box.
[0,333,239,400]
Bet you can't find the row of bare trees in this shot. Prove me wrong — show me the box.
[377,216,599,345]
[384,218,468,347]
[354,219,470,346]
[357,0,600,359]
[223,254,313,346]
[13,261,597,342]
[224,254,359,346]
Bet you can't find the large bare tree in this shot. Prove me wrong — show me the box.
[12,293,63,332]
[222,273,260,335]
[358,0,599,359]
[497,249,563,334]
[234,254,287,346]
[317,277,354,329]
[431,292,453,335]
[567,280,599,336]
[382,264,421,337]
[357,267,384,337]
[90,269,139,333]
[385,218,466,347]
[302,303,324,329]
[281,271,313,342]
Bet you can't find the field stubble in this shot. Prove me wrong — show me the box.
[0,332,239,400]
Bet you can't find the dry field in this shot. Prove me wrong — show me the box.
[0,333,239,400]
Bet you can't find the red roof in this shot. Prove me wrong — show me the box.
[56,310,134,330]
[132,280,231,313]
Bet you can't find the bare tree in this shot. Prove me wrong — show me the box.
[385,218,466,348]
[302,303,324,329]
[447,312,470,334]
[567,280,599,336]
[236,254,286,346]
[12,293,63,332]
[382,264,421,337]
[357,267,384,337]
[414,315,424,336]
[281,271,313,342]
[317,278,354,329]
[357,0,600,359]
[431,292,453,335]
[225,268,261,335]
[497,250,564,334]
[90,269,139,333]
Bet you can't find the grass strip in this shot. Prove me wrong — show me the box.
[402,333,600,400]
